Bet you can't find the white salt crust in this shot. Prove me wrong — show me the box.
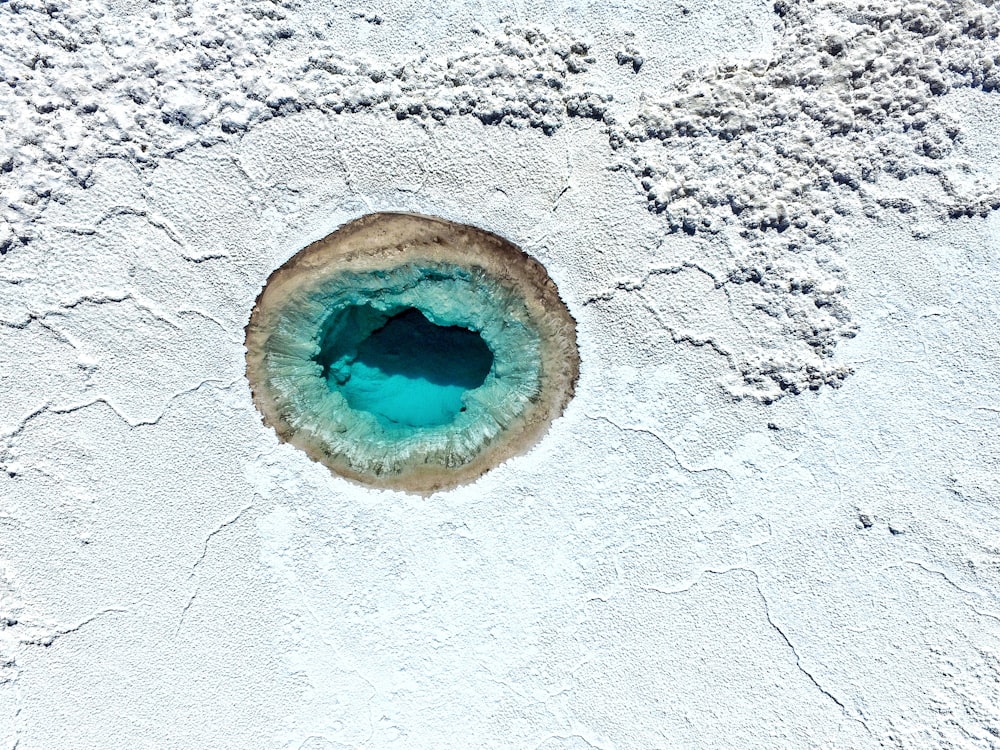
[2,0,999,399]
[1,0,1000,747]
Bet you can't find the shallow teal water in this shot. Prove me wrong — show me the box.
[324,307,494,428]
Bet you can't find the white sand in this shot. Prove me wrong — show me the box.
[2,0,999,746]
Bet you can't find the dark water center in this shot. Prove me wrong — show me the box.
[321,307,494,428]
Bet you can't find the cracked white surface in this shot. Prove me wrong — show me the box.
[2,0,1000,747]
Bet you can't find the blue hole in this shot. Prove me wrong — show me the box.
[318,306,494,428]
[246,213,580,492]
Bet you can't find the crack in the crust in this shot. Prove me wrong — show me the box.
[644,567,871,734]
[0,379,241,478]
[176,309,240,342]
[2,604,126,746]
[31,318,84,353]
[886,560,1000,622]
[583,414,735,479]
[12,607,128,649]
[633,288,733,358]
[60,291,182,328]
[584,259,728,304]
[3,292,239,372]
[0,290,183,332]
[583,261,738,359]
[532,734,605,750]
[176,501,255,635]
[899,560,982,596]
[180,251,230,263]
[4,378,238,436]
[0,299,273,453]
[51,205,188,249]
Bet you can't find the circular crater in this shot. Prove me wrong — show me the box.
[245,212,579,493]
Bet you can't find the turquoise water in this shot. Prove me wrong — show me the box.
[322,307,494,428]
[260,261,544,478]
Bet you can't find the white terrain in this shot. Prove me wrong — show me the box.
[1,0,999,747]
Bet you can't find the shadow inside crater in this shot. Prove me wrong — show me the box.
[318,306,494,428]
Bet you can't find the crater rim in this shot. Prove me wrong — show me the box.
[245,211,580,494]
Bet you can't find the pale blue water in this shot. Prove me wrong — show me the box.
[326,307,494,428]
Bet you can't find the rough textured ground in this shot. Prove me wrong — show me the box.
[1,0,999,747]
